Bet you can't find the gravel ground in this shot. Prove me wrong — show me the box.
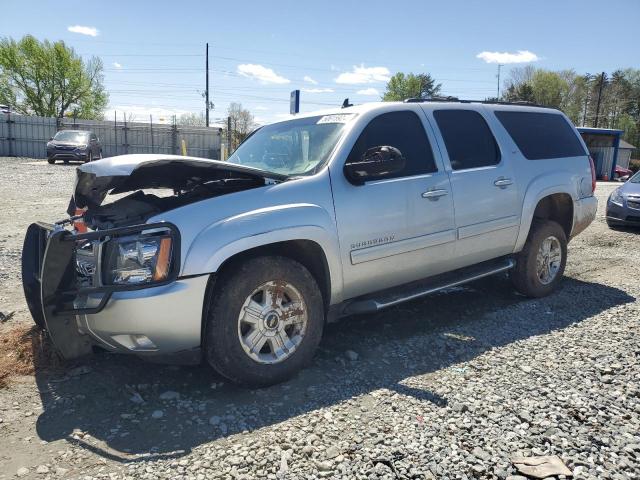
[0,156,638,480]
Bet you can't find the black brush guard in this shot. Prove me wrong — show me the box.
[21,222,180,359]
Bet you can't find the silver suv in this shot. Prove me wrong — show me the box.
[22,100,597,386]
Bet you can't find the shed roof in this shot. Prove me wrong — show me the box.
[619,139,636,150]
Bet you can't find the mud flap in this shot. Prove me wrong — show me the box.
[22,223,93,359]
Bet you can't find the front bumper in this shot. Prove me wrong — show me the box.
[47,150,88,161]
[606,200,640,226]
[22,222,207,363]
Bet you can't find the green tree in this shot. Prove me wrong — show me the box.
[0,35,108,119]
[382,72,441,101]
[503,82,535,103]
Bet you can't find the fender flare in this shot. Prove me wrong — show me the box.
[514,176,576,252]
[181,203,344,304]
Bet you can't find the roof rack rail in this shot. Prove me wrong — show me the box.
[404,96,459,103]
[403,97,551,108]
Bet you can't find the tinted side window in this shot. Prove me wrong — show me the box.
[347,111,436,177]
[433,110,500,170]
[494,111,586,160]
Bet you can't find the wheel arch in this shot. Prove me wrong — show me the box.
[200,238,334,345]
[515,182,576,252]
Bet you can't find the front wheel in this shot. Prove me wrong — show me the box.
[205,256,324,387]
[510,220,567,298]
[86,151,93,163]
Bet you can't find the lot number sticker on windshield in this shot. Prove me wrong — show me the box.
[317,114,355,124]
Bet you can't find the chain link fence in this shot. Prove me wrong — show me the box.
[0,112,222,159]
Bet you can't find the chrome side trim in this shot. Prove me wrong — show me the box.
[457,215,520,240]
[350,229,456,265]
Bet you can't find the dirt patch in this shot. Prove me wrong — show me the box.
[0,324,60,388]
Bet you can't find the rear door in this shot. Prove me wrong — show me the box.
[425,107,520,265]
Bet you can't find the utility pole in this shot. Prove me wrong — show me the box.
[496,64,504,99]
[594,71,605,128]
[227,116,232,154]
[205,42,210,127]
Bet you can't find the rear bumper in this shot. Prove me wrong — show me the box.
[571,195,597,238]
[21,222,207,364]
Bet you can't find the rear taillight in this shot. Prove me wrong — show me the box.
[588,156,596,193]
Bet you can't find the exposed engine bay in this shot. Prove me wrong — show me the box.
[66,155,287,230]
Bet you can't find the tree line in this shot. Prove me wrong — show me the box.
[381,68,640,146]
[2,35,638,148]
[502,66,640,144]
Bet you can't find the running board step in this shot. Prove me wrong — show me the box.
[343,257,515,315]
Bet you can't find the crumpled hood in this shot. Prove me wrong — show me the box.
[72,154,287,209]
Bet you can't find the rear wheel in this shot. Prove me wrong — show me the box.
[205,256,324,387]
[510,220,567,298]
[47,158,55,164]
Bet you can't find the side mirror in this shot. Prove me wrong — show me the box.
[344,146,405,185]
[49,137,53,141]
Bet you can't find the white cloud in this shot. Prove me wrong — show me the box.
[357,88,380,96]
[476,50,539,64]
[67,25,99,37]
[335,65,391,84]
[113,62,122,69]
[237,64,290,84]
[255,106,268,111]
[303,75,318,85]
[302,87,334,93]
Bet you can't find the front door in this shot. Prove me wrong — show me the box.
[329,107,456,299]
[426,107,520,266]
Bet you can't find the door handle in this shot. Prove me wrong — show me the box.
[422,189,448,200]
[494,177,513,188]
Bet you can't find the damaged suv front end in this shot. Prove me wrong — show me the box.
[22,154,286,363]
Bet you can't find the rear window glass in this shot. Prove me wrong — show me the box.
[433,110,500,170]
[494,111,586,160]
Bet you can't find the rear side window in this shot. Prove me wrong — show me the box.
[347,111,437,177]
[433,110,500,170]
[494,111,586,160]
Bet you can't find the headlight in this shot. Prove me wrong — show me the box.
[102,232,174,285]
[76,144,88,150]
[609,188,624,207]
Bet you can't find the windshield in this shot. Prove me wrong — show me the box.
[54,131,89,143]
[630,170,640,183]
[227,114,354,176]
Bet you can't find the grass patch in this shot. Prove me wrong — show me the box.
[0,325,61,388]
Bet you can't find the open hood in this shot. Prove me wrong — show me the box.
[72,154,287,209]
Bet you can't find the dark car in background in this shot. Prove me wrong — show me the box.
[606,170,640,228]
[46,130,102,164]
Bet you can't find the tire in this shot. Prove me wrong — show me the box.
[510,220,567,298]
[86,151,93,163]
[205,256,324,387]
[97,149,102,159]
[47,158,55,164]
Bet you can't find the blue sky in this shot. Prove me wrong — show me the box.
[2,0,639,125]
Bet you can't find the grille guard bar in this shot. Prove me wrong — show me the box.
[21,221,180,359]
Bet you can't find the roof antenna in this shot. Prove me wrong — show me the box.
[341,98,353,109]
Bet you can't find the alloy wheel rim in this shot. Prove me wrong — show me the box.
[237,281,307,364]
[536,235,562,285]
